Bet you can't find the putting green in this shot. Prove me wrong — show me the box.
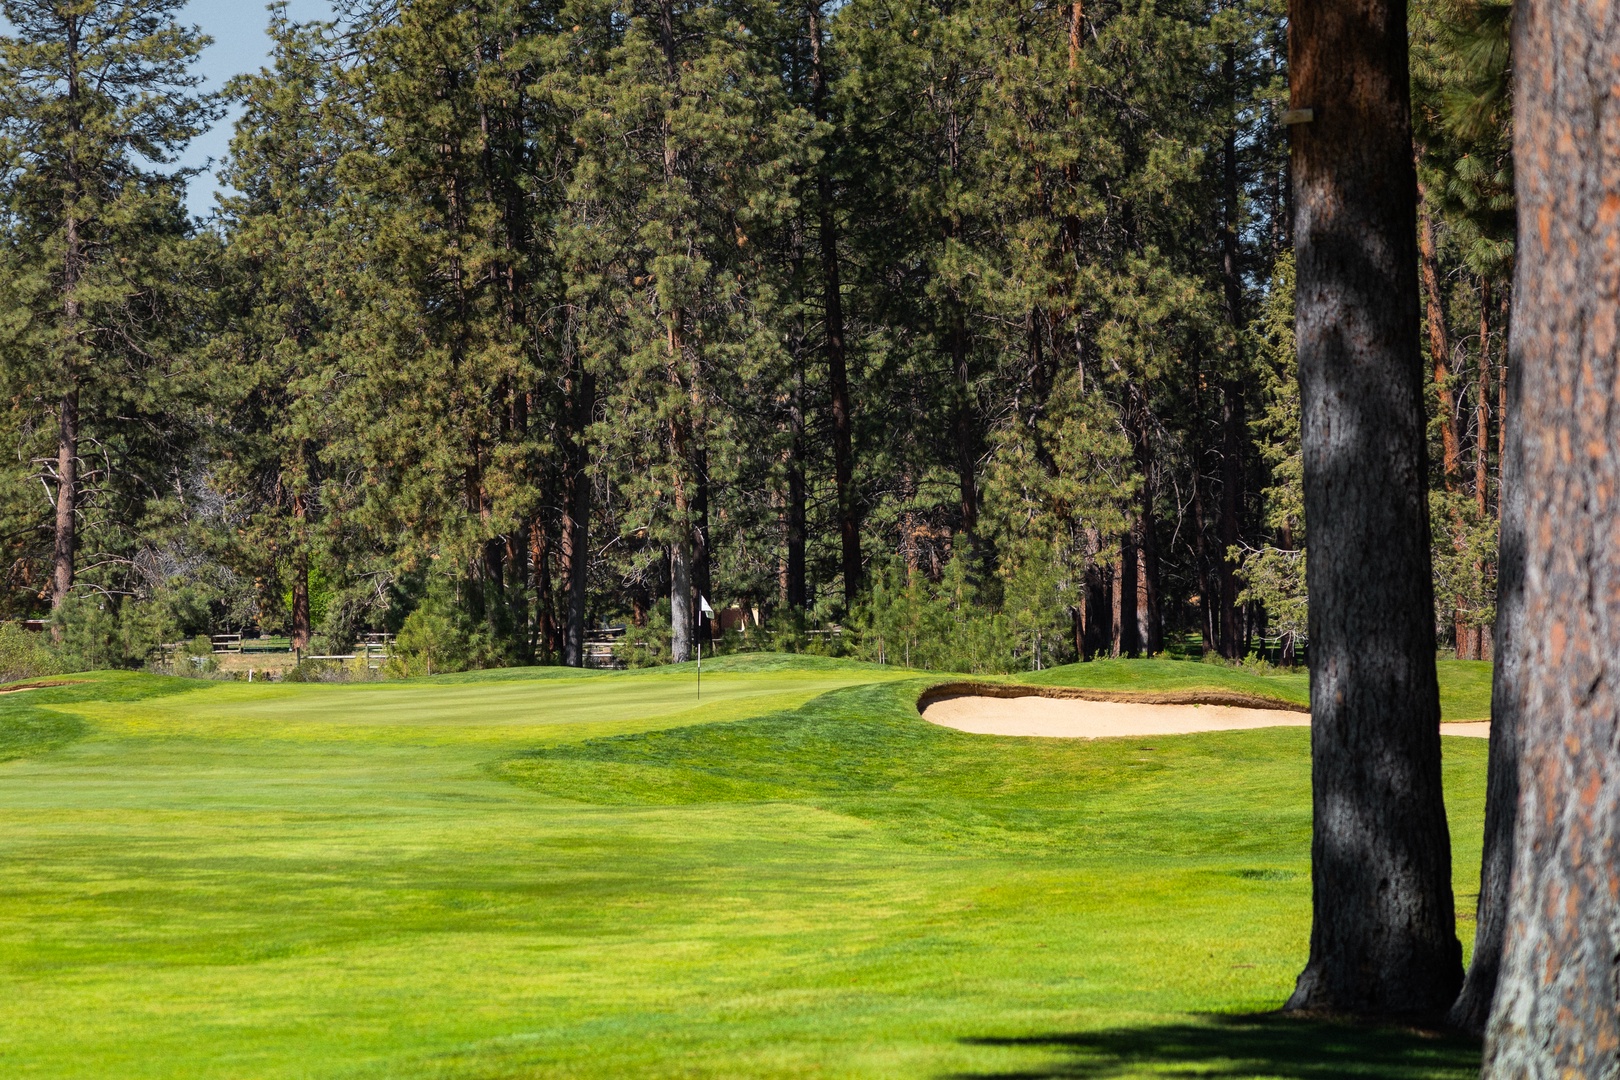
[0,657,1486,1078]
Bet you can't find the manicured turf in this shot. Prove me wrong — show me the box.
[0,656,1487,1078]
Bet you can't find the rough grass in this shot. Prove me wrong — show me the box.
[0,656,1488,1079]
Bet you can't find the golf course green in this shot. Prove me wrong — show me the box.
[0,656,1490,1078]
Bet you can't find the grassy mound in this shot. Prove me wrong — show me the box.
[0,670,205,762]
[1018,656,1495,721]
[500,680,1330,856]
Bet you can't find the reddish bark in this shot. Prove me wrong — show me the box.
[1481,0,1620,1066]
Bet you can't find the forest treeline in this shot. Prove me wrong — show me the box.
[0,0,1511,673]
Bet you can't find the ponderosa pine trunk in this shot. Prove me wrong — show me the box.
[785,353,807,610]
[1419,191,1463,486]
[1284,0,1462,1017]
[1449,310,1523,1036]
[669,533,692,665]
[1115,529,1139,658]
[290,556,311,652]
[1218,55,1246,661]
[950,317,979,541]
[561,366,593,668]
[1137,506,1163,656]
[50,386,77,615]
[809,5,859,611]
[1219,383,1244,659]
[693,451,712,649]
[1481,0,1620,1066]
[1475,277,1492,514]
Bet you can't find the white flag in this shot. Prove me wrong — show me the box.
[699,595,715,617]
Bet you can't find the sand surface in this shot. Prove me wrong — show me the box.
[920,693,1490,740]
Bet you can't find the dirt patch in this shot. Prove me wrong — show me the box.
[0,681,79,695]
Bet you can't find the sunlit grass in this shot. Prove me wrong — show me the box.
[0,656,1487,1078]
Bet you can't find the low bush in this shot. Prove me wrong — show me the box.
[386,584,502,677]
[0,623,60,683]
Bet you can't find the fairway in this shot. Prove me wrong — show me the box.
[0,657,1486,1078]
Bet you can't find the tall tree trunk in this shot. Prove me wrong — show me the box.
[531,516,556,662]
[693,450,712,649]
[507,526,531,663]
[1450,309,1524,1036]
[1285,0,1461,1017]
[1481,2,1620,1065]
[1217,50,1246,660]
[1137,505,1162,656]
[1219,383,1245,658]
[562,368,594,668]
[669,533,692,665]
[289,489,311,651]
[1419,193,1463,487]
[1475,276,1492,513]
[1116,528,1139,658]
[483,536,506,640]
[1191,443,1215,655]
[809,5,859,610]
[1083,526,1108,659]
[786,356,807,610]
[52,24,83,625]
[50,387,78,615]
[951,317,978,539]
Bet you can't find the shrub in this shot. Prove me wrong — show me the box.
[386,584,500,677]
[53,596,169,673]
[0,623,60,683]
[615,603,672,668]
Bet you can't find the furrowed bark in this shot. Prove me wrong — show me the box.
[669,532,692,665]
[1481,0,1620,1067]
[1449,307,1523,1036]
[1285,0,1462,1017]
[1137,505,1162,656]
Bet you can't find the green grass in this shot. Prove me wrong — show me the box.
[0,656,1488,1078]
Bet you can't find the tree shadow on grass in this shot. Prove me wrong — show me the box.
[951,1012,1481,1079]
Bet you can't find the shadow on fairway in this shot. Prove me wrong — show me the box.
[952,1013,1481,1078]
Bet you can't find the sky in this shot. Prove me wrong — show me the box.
[178,0,336,218]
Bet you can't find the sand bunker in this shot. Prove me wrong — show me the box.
[918,685,1490,740]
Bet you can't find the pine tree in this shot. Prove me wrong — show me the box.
[0,0,219,618]
[333,0,567,660]
[557,0,810,661]
[212,7,349,650]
